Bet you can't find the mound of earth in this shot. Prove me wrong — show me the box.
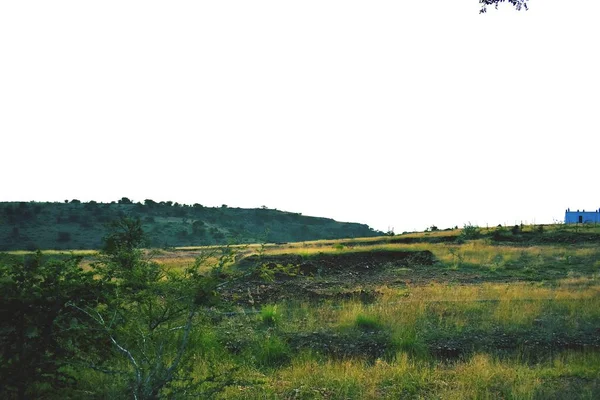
[236,250,435,275]
[221,250,436,306]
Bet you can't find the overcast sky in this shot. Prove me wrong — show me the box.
[1,1,598,233]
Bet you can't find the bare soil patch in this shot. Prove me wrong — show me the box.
[222,250,437,306]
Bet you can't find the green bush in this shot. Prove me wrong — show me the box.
[459,223,480,241]
[355,314,383,331]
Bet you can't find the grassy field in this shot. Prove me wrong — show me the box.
[7,224,600,398]
[73,224,600,398]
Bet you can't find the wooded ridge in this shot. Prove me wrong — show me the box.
[0,199,380,250]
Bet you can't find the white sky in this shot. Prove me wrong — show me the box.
[1,1,599,233]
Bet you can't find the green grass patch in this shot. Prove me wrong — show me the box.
[354,314,384,331]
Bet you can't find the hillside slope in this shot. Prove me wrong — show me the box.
[0,200,381,250]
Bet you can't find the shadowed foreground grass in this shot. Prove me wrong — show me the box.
[73,275,599,398]
[218,351,600,399]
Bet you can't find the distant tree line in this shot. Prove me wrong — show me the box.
[0,200,381,251]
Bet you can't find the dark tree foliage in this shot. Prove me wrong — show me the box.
[98,217,152,288]
[0,253,103,400]
[192,220,205,235]
[102,217,146,253]
[480,0,529,13]
[2,204,33,224]
[57,231,72,242]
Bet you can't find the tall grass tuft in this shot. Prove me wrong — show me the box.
[260,304,280,326]
[252,335,290,368]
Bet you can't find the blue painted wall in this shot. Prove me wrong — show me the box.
[565,209,600,224]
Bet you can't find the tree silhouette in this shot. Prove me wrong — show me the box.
[480,0,528,13]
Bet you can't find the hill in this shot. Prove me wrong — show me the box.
[0,199,381,251]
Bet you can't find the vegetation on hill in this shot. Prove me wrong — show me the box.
[0,199,380,251]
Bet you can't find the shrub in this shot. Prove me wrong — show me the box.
[459,223,480,240]
[0,253,100,398]
[492,226,510,242]
[192,220,205,235]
